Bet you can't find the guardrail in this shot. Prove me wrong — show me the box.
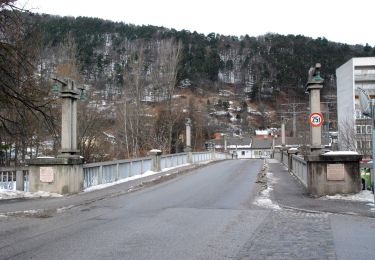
[0,167,29,192]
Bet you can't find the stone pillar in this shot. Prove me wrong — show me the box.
[28,157,84,194]
[185,118,192,152]
[27,77,84,195]
[223,134,227,152]
[185,118,193,163]
[306,63,324,153]
[16,170,24,191]
[287,148,299,174]
[211,146,216,160]
[56,78,80,158]
[149,149,162,172]
[281,120,286,147]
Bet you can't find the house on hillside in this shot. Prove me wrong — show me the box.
[251,138,273,158]
[207,136,273,159]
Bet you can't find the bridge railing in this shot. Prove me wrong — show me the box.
[1,151,230,191]
[0,167,30,192]
[192,152,211,162]
[83,151,228,189]
[291,155,308,187]
[161,153,188,169]
[83,157,152,189]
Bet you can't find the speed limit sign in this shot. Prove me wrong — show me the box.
[309,112,324,127]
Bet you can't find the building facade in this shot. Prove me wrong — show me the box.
[336,57,375,157]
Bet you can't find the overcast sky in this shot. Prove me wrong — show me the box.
[18,0,375,46]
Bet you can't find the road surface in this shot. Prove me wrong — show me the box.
[0,159,375,259]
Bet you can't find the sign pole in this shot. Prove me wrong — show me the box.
[372,100,375,201]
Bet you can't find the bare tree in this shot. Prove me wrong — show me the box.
[338,117,357,152]
[152,39,182,153]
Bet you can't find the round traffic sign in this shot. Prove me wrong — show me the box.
[309,112,324,127]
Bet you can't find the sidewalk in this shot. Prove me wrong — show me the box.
[266,159,375,218]
[0,162,213,217]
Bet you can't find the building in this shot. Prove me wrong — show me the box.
[207,136,273,159]
[336,57,375,157]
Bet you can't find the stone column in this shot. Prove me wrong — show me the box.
[223,134,227,152]
[185,118,192,151]
[27,77,84,195]
[281,120,286,147]
[149,149,162,172]
[287,148,299,174]
[185,118,193,163]
[57,78,80,158]
[16,170,24,191]
[306,63,324,153]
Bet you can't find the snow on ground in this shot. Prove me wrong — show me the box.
[322,190,374,203]
[0,190,62,200]
[323,191,375,212]
[253,172,281,210]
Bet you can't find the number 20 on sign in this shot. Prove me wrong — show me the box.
[309,112,324,127]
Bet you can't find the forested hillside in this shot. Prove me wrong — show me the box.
[1,7,375,165]
[30,14,374,98]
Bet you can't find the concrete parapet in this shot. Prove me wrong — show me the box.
[304,153,362,196]
[27,157,84,194]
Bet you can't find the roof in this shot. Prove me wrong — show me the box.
[209,137,251,146]
[251,138,273,149]
[274,136,331,146]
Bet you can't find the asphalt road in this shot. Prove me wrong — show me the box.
[1,159,375,259]
[0,159,265,259]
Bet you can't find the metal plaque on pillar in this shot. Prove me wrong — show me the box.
[40,167,55,183]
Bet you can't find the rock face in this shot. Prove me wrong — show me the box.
[34,14,372,102]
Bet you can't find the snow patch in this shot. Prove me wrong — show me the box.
[322,190,374,203]
[253,171,281,210]
[323,151,359,156]
[0,189,62,200]
[84,163,192,192]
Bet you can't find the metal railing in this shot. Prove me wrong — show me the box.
[83,157,152,189]
[0,167,29,192]
[161,153,188,169]
[1,151,230,191]
[291,155,308,187]
[83,151,229,189]
[192,152,211,162]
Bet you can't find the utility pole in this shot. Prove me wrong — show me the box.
[281,103,306,138]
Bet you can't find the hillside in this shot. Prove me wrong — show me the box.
[2,10,375,164]
[30,14,374,96]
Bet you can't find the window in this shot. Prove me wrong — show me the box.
[362,125,367,134]
[357,125,362,134]
[241,151,245,156]
[367,125,372,134]
[357,140,362,148]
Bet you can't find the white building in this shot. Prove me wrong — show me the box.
[336,57,375,157]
